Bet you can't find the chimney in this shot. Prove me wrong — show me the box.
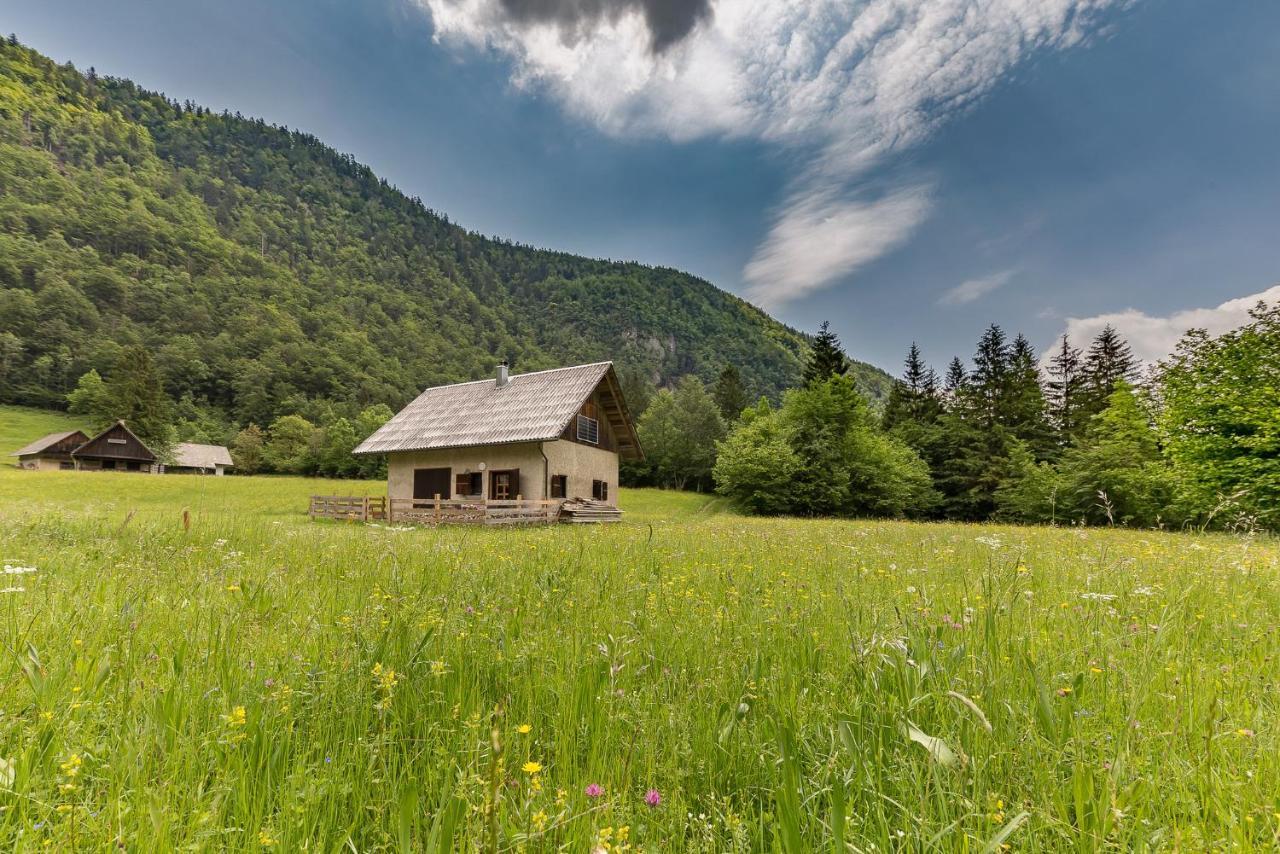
[496,359,509,388]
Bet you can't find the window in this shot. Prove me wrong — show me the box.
[490,469,520,500]
[550,475,567,499]
[107,437,127,445]
[576,414,599,444]
[455,472,483,497]
[592,479,609,502]
[102,460,116,470]
[59,461,74,470]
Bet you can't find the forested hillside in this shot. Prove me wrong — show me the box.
[0,38,891,437]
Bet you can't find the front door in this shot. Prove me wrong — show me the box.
[490,469,520,500]
[413,467,451,500]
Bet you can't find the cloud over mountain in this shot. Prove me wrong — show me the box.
[423,0,1128,309]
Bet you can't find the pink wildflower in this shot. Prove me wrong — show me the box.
[644,788,661,807]
[584,783,603,798]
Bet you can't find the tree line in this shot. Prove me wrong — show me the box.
[634,311,1280,532]
[65,344,391,478]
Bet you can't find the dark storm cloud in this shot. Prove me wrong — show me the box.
[496,0,712,51]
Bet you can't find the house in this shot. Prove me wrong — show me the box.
[168,442,234,475]
[354,361,642,505]
[70,421,159,473]
[9,430,90,470]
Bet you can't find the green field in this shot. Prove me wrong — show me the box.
[0,406,85,456]
[0,462,1275,851]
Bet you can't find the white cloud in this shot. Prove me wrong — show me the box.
[939,269,1018,306]
[422,0,1128,307]
[1052,284,1280,364]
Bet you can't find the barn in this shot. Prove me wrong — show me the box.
[71,421,159,472]
[169,442,234,476]
[9,430,90,470]
[353,361,642,506]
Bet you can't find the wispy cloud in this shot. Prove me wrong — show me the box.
[1050,284,1280,364]
[939,269,1018,307]
[421,0,1129,309]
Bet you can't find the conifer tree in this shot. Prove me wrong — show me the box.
[802,321,850,386]
[712,364,750,422]
[1046,335,1085,441]
[944,357,967,396]
[105,345,174,457]
[1080,325,1138,419]
[1004,334,1055,458]
[968,324,1011,426]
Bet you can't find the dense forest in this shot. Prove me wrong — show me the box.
[0,38,892,448]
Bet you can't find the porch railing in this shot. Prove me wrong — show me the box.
[309,494,561,525]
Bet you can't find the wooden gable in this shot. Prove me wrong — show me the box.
[73,421,157,462]
[559,370,642,459]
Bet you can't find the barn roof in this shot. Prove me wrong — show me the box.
[354,361,641,459]
[172,442,234,469]
[9,430,88,457]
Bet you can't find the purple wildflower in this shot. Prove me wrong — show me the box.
[645,788,662,807]
[584,783,603,798]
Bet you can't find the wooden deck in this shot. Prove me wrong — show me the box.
[309,495,574,526]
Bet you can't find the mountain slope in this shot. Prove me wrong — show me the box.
[0,38,891,432]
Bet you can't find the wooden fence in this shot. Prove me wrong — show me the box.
[309,494,560,526]
[309,495,387,522]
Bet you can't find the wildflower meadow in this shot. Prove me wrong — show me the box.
[0,466,1275,850]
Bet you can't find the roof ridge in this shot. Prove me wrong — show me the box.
[410,361,612,395]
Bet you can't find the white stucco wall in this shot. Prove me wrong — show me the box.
[543,439,619,501]
[384,439,620,503]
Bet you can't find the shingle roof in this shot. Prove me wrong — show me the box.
[355,362,636,456]
[9,430,84,457]
[171,442,234,469]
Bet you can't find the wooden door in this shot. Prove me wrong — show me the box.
[490,469,520,500]
[413,467,451,500]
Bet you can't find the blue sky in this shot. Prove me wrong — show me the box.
[4,0,1279,374]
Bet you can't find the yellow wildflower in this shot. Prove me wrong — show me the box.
[521,761,542,775]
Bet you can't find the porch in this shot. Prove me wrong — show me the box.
[308,495,621,525]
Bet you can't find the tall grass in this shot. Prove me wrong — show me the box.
[0,468,1275,850]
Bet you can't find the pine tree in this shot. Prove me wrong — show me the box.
[1081,325,1138,420]
[802,321,850,386]
[1046,335,1085,442]
[712,364,750,422]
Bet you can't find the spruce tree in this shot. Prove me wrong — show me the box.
[969,324,1010,426]
[1004,334,1055,458]
[712,364,750,422]
[944,357,967,396]
[105,345,174,457]
[1046,335,1085,442]
[1081,325,1138,420]
[802,321,850,386]
[883,343,942,432]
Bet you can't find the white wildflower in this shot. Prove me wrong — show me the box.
[1080,592,1117,602]
[2,565,36,575]
[0,587,25,594]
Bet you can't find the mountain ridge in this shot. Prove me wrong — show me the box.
[0,37,892,435]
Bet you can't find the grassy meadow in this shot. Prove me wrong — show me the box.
[0,458,1275,850]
